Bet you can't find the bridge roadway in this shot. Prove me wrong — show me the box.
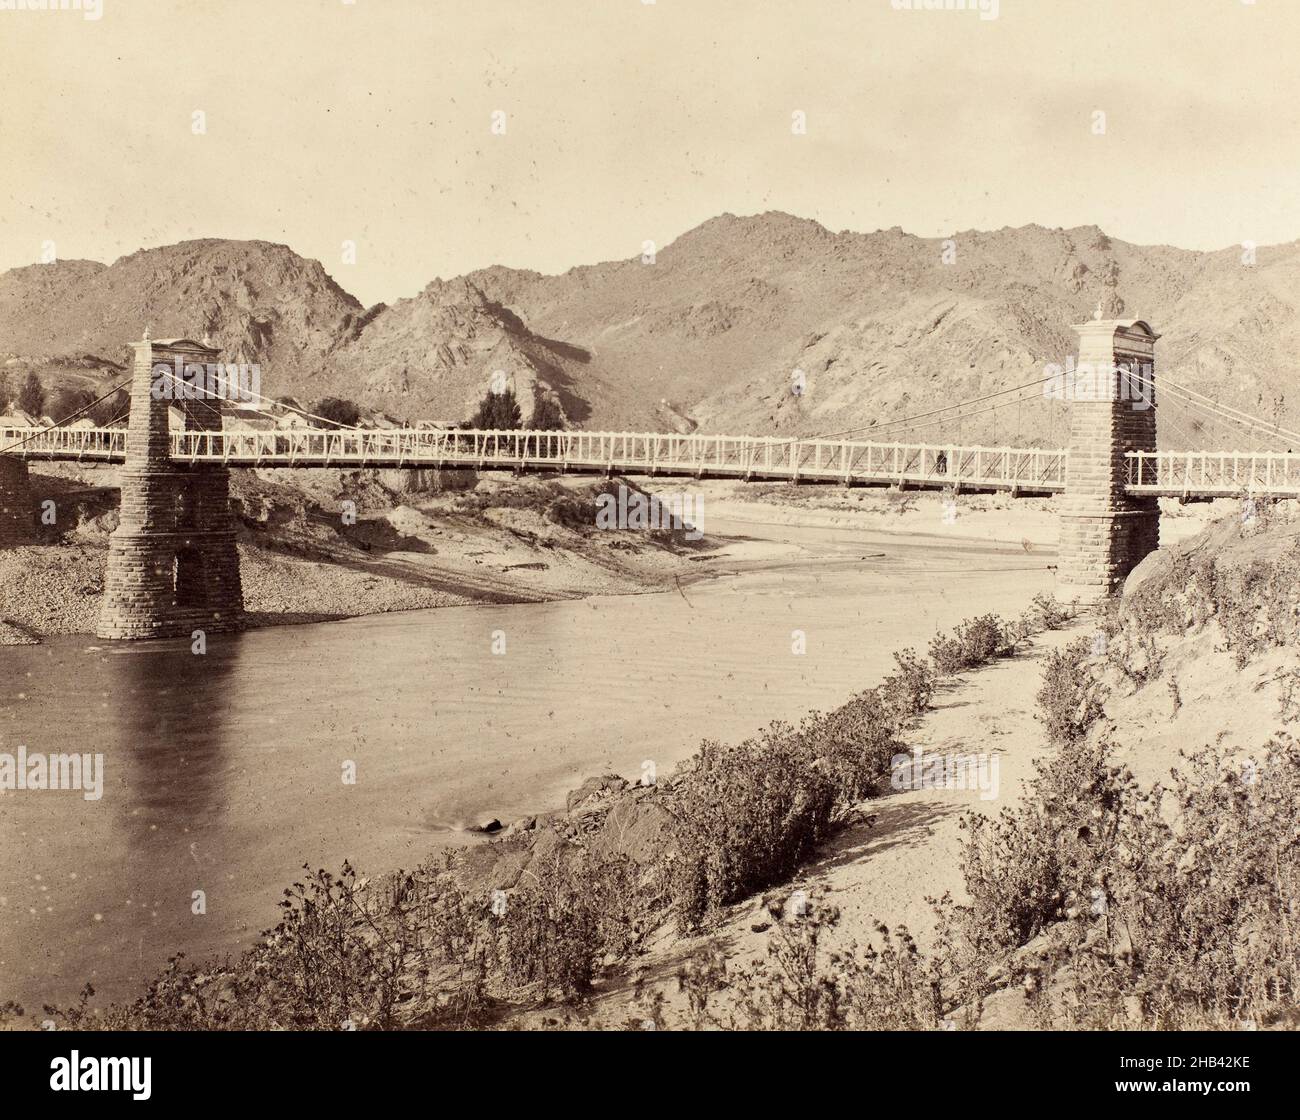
[1,425,1067,494]
[7,425,1300,498]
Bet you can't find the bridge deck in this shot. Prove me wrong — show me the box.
[10,429,1300,498]
[11,426,1300,501]
[1125,450,1300,497]
[1,427,1069,494]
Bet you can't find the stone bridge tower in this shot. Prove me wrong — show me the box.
[1057,313,1160,601]
[97,336,244,639]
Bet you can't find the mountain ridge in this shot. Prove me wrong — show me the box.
[3,214,1298,444]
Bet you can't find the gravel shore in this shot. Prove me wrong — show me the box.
[0,469,718,645]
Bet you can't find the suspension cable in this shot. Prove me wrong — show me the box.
[809,374,1059,441]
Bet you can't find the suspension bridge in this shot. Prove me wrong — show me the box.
[5,423,1300,498]
[0,424,1071,493]
[1,315,1296,640]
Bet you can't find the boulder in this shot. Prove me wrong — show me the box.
[588,791,680,864]
[565,773,629,813]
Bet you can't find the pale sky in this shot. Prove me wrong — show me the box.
[2,0,1298,307]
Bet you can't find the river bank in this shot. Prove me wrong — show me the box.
[2,466,1227,646]
[0,473,1247,1019]
[4,496,1276,1025]
[512,620,1092,1030]
[1,506,1061,1010]
[0,466,735,645]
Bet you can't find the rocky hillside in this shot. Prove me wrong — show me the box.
[0,240,363,396]
[3,216,1299,442]
[304,277,605,427]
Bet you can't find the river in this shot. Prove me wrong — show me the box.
[0,516,1053,1009]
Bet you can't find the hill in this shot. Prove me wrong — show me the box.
[3,215,1299,443]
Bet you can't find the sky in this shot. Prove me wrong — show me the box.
[1,0,1298,307]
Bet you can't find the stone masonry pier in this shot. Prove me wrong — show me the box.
[1056,315,1161,601]
[96,336,244,640]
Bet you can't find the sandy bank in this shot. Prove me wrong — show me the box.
[511,621,1092,1029]
[0,467,1231,648]
[0,466,738,644]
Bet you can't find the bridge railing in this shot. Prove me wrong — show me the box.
[1127,450,1300,495]
[1,425,127,459]
[4,424,1069,491]
[162,428,1067,489]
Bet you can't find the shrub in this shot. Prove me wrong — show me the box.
[930,613,1012,675]
[498,849,616,1001]
[469,386,522,430]
[669,728,839,930]
[880,649,937,726]
[928,631,966,676]
[947,735,1300,1030]
[1029,592,1071,631]
[1035,637,1105,745]
[17,371,45,416]
[311,397,361,427]
[729,901,941,1031]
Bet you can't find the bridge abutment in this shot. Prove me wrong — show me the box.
[97,336,244,640]
[1057,316,1160,602]
[0,456,33,547]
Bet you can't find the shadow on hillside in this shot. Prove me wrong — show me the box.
[482,297,595,423]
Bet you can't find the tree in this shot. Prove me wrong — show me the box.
[0,371,10,413]
[470,386,522,430]
[89,388,130,427]
[17,372,45,417]
[530,394,565,431]
[51,386,96,422]
[310,397,361,427]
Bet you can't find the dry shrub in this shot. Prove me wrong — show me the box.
[706,900,941,1031]
[669,728,839,931]
[954,735,1300,1030]
[496,848,639,1001]
[929,613,1016,675]
[1036,636,1106,744]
